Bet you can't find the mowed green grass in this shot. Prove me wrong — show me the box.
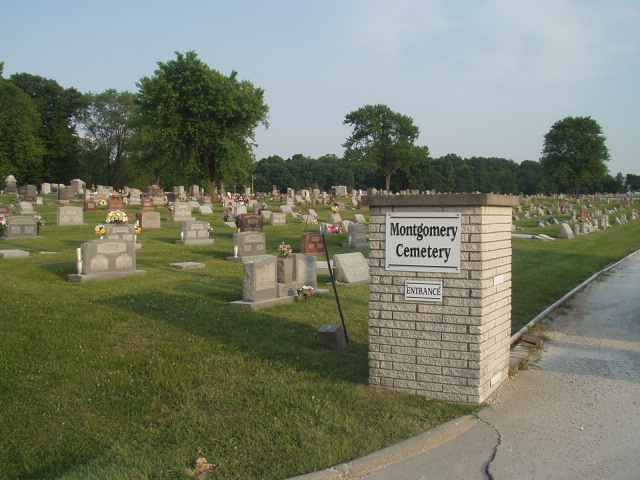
[1,197,638,479]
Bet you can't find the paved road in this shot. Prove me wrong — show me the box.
[292,252,640,480]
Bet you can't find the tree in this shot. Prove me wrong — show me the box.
[137,51,269,193]
[343,104,421,192]
[540,116,610,193]
[0,67,45,183]
[78,89,140,187]
[254,155,293,192]
[9,73,87,183]
[626,174,640,192]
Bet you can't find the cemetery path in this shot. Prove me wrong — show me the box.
[290,251,640,480]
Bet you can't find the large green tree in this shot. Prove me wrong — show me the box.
[540,116,610,193]
[0,64,45,183]
[78,89,140,187]
[137,51,269,193]
[343,104,422,192]
[9,73,87,184]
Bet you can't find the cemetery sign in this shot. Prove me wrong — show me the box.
[385,211,461,273]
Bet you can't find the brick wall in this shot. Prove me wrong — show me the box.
[363,194,519,404]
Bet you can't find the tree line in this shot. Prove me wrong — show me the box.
[2,54,638,196]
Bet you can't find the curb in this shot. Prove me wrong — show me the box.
[287,415,478,479]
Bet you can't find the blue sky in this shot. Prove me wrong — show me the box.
[2,0,639,176]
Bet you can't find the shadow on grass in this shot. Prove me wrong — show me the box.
[95,288,370,385]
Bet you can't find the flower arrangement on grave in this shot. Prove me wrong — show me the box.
[110,193,122,200]
[326,224,344,234]
[134,221,142,235]
[99,199,107,206]
[106,210,128,224]
[95,224,106,236]
[331,203,340,213]
[301,213,318,225]
[235,214,244,228]
[0,214,7,233]
[277,242,292,258]
[221,210,234,222]
[296,285,315,298]
[236,194,247,205]
[33,215,44,227]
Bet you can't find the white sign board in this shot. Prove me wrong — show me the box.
[385,211,461,273]
[405,280,443,302]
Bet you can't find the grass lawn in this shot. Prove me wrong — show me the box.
[1,196,638,479]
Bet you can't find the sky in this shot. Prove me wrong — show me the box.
[2,0,639,176]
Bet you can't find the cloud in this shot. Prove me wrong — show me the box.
[352,0,451,57]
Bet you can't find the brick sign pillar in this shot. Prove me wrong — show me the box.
[362,193,520,404]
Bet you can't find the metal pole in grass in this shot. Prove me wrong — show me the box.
[318,224,350,344]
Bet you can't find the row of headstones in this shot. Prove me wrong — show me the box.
[70,226,369,290]
[237,249,369,305]
[558,216,616,239]
[1,202,370,245]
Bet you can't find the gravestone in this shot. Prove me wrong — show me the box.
[5,175,17,194]
[240,213,263,232]
[84,200,97,212]
[0,205,12,217]
[559,223,575,239]
[333,252,369,285]
[142,198,154,210]
[21,195,37,205]
[2,216,39,239]
[18,201,35,215]
[270,212,287,225]
[294,253,318,289]
[58,186,75,202]
[233,204,247,216]
[70,179,85,194]
[0,249,30,258]
[152,195,165,206]
[198,205,213,215]
[108,197,124,211]
[170,201,194,221]
[301,232,326,256]
[19,185,38,196]
[301,214,316,224]
[129,192,142,205]
[104,223,137,243]
[41,183,52,195]
[280,205,293,215]
[242,255,278,302]
[354,214,367,223]
[176,221,214,245]
[343,223,369,248]
[329,211,342,223]
[230,231,266,261]
[136,211,161,230]
[57,205,84,225]
[69,239,145,283]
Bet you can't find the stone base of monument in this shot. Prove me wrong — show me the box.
[226,255,260,263]
[342,241,370,249]
[0,249,30,258]
[170,262,206,270]
[175,239,214,245]
[229,288,328,311]
[315,259,333,274]
[317,324,347,350]
[68,270,146,283]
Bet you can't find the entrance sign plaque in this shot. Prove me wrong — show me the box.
[404,280,443,302]
[385,211,461,273]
